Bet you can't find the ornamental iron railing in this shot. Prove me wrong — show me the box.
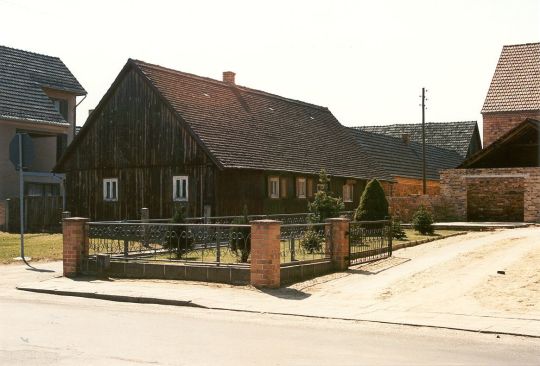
[349,220,392,265]
[279,223,332,264]
[87,222,251,265]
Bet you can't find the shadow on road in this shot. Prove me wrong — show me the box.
[24,267,56,273]
[259,287,311,300]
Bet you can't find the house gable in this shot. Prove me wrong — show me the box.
[460,119,539,169]
[0,45,86,126]
[55,65,217,219]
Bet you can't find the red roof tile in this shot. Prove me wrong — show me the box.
[482,42,540,113]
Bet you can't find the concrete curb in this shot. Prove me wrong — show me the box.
[16,286,204,308]
[393,232,467,251]
[17,285,540,339]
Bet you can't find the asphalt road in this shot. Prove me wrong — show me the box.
[0,263,539,365]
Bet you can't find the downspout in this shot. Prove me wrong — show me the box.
[72,94,87,140]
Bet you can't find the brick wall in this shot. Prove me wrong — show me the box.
[393,176,440,196]
[440,167,540,222]
[389,195,440,222]
[482,111,540,147]
[467,178,524,221]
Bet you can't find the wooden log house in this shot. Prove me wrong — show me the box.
[54,60,392,220]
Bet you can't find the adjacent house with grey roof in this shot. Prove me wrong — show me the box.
[0,45,85,230]
[55,59,392,220]
[349,128,463,196]
[354,121,481,159]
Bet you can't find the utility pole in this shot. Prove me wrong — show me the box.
[421,87,426,195]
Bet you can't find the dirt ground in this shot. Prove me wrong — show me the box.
[304,226,540,318]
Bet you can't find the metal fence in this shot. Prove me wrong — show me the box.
[280,223,332,264]
[119,211,355,225]
[87,222,251,265]
[349,220,392,265]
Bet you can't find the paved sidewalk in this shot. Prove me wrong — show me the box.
[15,227,540,338]
[17,272,540,338]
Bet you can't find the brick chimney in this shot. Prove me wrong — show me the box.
[401,133,410,145]
[223,71,235,84]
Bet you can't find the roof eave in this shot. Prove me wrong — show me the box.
[0,115,69,128]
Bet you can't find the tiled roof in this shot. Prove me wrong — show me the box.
[349,129,464,180]
[353,121,479,158]
[0,45,86,125]
[133,60,392,181]
[482,42,540,113]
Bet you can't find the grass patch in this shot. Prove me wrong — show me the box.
[153,239,327,264]
[0,231,63,264]
[398,229,463,243]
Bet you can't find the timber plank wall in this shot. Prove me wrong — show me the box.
[62,69,215,221]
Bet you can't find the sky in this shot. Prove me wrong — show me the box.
[1,0,539,139]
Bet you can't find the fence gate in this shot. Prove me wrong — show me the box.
[349,220,392,266]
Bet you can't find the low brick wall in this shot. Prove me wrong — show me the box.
[280,260,334,286]
[82,258,250,285]
[389,195,440,222]
[440,167,540,222]
[64,217,360,288]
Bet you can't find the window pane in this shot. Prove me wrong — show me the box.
[182,179,187,198]
[106,182,111,199]
[176,179,180,198]
[112,181,117,199]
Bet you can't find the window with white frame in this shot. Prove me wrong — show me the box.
[343,183,353,202]
[296,177,306,198]
[269,176,280,198]
[173,176,189,201]
[103,178,118,201]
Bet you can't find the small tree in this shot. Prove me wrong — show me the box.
[355,179,389,221]
[307,169,345,223]
[230,205,251,262]
[391,219,407,240]
[412,205,434,235]
[166,206,194,258]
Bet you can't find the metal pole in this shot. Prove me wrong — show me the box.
[422,87,426,195]
[18,134,25,260]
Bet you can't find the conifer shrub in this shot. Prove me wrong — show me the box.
[392,219,407,240]
[412,205,434,235]
[354,179,389,221]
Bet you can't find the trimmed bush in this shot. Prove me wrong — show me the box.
[412,205,434,235]
[230,205,251,262]
[300,228,324,254]
[307,169,345,223]
[355,179,389,221]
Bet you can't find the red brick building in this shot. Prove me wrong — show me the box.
[481,42,540,146]
[441,42,540,222]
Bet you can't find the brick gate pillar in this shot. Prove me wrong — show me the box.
[250,220,281,288]
[63,217,90,277]
[326,218,350,271]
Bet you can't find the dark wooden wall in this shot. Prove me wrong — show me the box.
[215,169,365,216]
[62,68,216,220]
